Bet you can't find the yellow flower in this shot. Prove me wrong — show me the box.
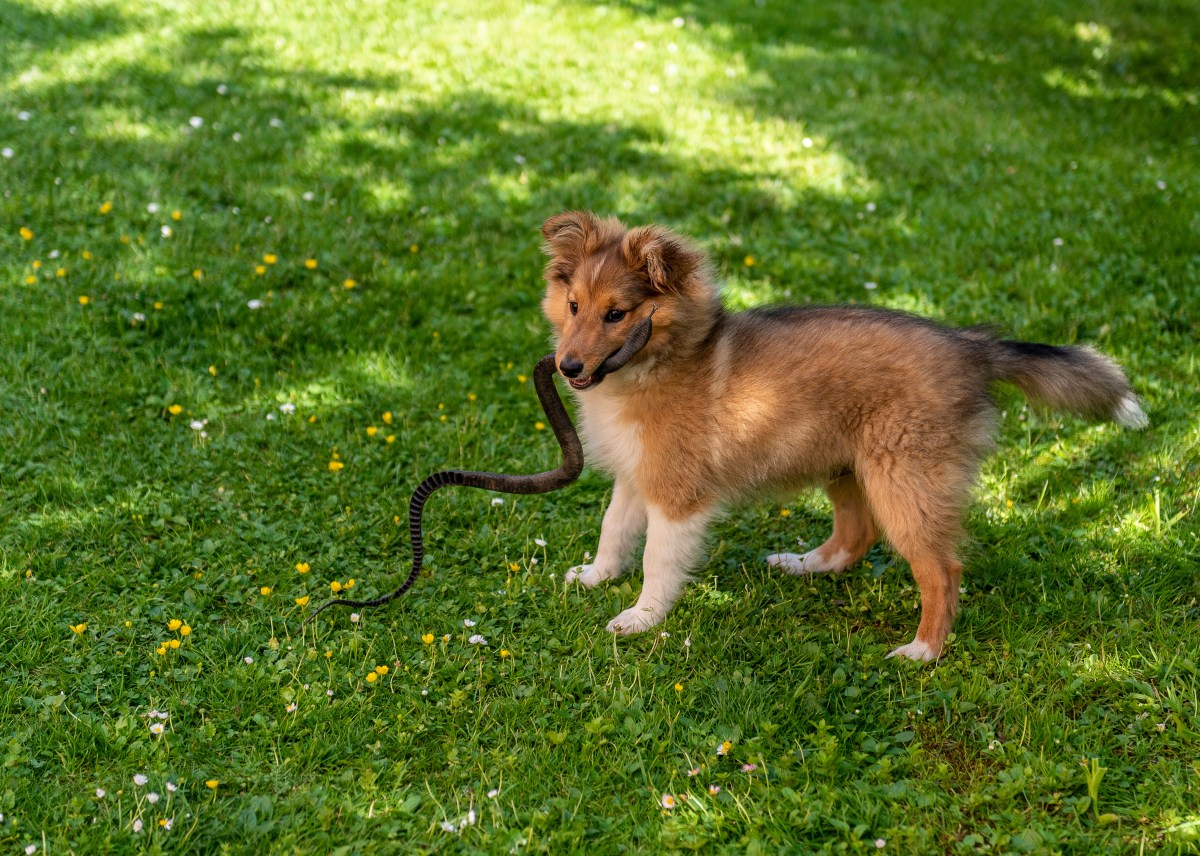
[56,268,66,277]
[82,250,93,260]
[205,780,219,789]
[508,562,520,572]
[179,625,191,636]
[779,508,791,517]
[382,411,393,424]
[295,562,310,574]
[328,461,344,472]
[19,227,33,240]
[468,393,477,402]
[32,260,41,270]
[168,619,182,631]
[375,665,389,675]
[99,201,113,214]
[330,581,343,593]
[421,633,434,644]
[365,672,378,683]
[168,405,183,415]
[304,258,317,270]
[78,295,90,305]
[439,415,446,422]
[168,638,181,649]
[70,623,87,634]
[153,301,163,310]
[345,578,355,589]
[517,375,527,383]
[295,596,310,606]
[171,210,182,221]
[157,645,168,655]
[409,244,419,253]
[260,586,272,596]
[385,435,395,444]
[255,265,266,275]
[324,650,333,658]
[192,269,203,280]
[743,255,756,267]
[24,276,35,285]
[500,649,510,658]
[124,620,132,627]
[208,365,217,376]
[343,278,357,289]
[535,422,545,430]
[366,426,378,436]
[675,682,684,692]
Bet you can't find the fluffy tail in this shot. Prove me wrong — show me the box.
[984,339,1149,429]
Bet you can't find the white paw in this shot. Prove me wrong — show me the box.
[767,549,848,575]
[605,604,663,636]
[886,638,940,662]
[565,563,619,588]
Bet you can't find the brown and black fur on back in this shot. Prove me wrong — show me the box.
[540,211,1147,661]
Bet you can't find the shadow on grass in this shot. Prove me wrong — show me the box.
[0,0,138,77]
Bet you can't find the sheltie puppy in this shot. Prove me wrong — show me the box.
[540,211,1147,661]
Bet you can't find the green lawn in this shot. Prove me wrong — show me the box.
[2,0,1198,852]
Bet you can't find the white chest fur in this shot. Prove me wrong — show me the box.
[576,389,643,479]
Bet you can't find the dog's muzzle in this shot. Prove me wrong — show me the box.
[564,306,656,390]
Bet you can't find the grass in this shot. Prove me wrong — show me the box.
[2,0,1198,851]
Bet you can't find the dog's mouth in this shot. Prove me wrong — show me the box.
[568,374,602,391]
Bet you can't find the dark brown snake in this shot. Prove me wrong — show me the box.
[304,310,655,625]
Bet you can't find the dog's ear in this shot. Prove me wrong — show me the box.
[541,211,603,285]
[621,225,703,293]
[541,211,602,259]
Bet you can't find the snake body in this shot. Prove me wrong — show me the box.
[305,311,655,624]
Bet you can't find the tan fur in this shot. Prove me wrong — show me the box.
[541,211,1146,661]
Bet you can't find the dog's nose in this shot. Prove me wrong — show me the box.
[559,356,584,378]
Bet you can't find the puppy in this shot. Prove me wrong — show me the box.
[540,211,1146,661]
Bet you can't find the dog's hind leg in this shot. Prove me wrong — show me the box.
[860,467,966,662]
[768,474,878,575]
[567,478,647,588]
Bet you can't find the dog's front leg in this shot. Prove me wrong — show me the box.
[606,506,711,635]
[566,479,646,588]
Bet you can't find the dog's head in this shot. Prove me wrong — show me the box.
[540,211,715,389]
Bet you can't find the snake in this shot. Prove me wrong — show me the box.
[304,308,656,625]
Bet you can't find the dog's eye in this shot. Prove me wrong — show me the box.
[569,301,578,316]
[604,309,626,323]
